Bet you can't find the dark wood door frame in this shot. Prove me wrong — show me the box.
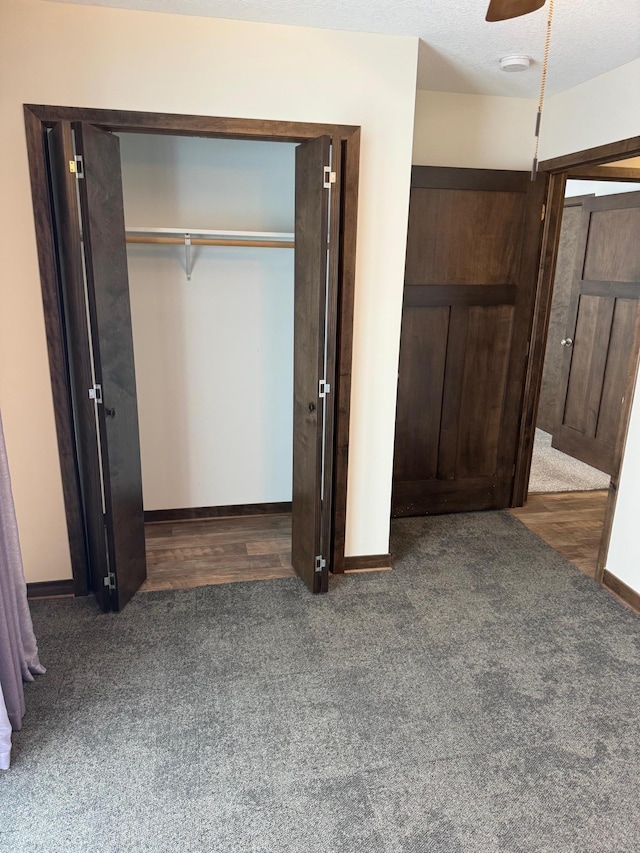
[514,135,640,589]
[24,104,361,593]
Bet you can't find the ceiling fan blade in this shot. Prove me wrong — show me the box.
[486,0,546,22]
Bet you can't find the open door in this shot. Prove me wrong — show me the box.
[57,122,146,611]
[552,192,640,474]
[291,136,332,592]
[392,167,547,516]
[73,122,146,611]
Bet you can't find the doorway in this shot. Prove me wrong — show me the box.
[516,148,640,598]
[391,142,640,606]
[24,105,361,610]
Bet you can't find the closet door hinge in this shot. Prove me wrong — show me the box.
[103,571,116,591]
[323,166,336,189]
[315,555,326,573]
[69,155,84,178]
[319,379,331,398]
[88,384,103,404]
[541,203,546,221]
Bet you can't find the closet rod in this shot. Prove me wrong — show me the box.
[126,236,294,248]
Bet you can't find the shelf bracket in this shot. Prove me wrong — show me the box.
[184,233,192,281]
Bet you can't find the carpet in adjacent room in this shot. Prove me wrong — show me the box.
[2,511,639,852]
[528,428,610,493]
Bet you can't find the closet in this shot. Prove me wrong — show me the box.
[120,134,296,519]
[118,134,298,594]
[33,109,357,612]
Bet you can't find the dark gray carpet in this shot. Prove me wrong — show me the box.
[3,512,640,852]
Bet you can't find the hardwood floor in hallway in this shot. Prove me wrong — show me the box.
[509,490,608,579]
[141,513,294,591]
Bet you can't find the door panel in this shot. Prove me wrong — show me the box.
[405,190,524,285]
[583,209,640,282]
[562,296,613,435]
[75,122,146,610]
[552,192,640,475]
[291,136,331,592]
[457,304,514,479]
[597,299,639,445]
[393,167,546,517]
[48,122,110,609]
[393,307,449,482]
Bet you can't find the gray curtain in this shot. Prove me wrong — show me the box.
[0,409,45,768]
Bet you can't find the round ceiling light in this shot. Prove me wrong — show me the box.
[499,54,532,72]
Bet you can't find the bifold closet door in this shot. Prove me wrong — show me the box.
[292,135,332,593]
[552,192,640,474]
[48,121,146,611]
[48,123,110,609]
[74,123,146,611]
[392,167,547,516]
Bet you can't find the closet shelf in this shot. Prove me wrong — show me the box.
[125,227,295,280]
[126,227,295,246]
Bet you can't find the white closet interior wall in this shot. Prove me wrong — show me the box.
[118,133,296,511]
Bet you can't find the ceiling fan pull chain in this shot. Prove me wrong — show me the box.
[532,0,555,180]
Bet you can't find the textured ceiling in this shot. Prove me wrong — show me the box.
[46,0,640,97]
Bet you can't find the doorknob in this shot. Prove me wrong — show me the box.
[561,338,573,347]
[105,407,116,418]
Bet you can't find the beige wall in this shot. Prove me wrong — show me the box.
[413,59,640,170]
[0,0,418,582]
[540,59,640,161]
[413,90,536,169]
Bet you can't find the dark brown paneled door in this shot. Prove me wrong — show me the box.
[292,136,332,592]
[72,123,147,611]
[552,192,640,474]
[393,167,546,516]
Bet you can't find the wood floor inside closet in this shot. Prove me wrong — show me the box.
[509,490,608,579]
[141,514,294,591]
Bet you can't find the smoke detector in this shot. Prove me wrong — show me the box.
[499,54,532,72]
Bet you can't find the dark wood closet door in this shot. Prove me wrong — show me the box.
[552,192,640,474]
[292,136,331,592]
[74,122,146,611]
[392,167,546,517]
[47,122,110,609]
